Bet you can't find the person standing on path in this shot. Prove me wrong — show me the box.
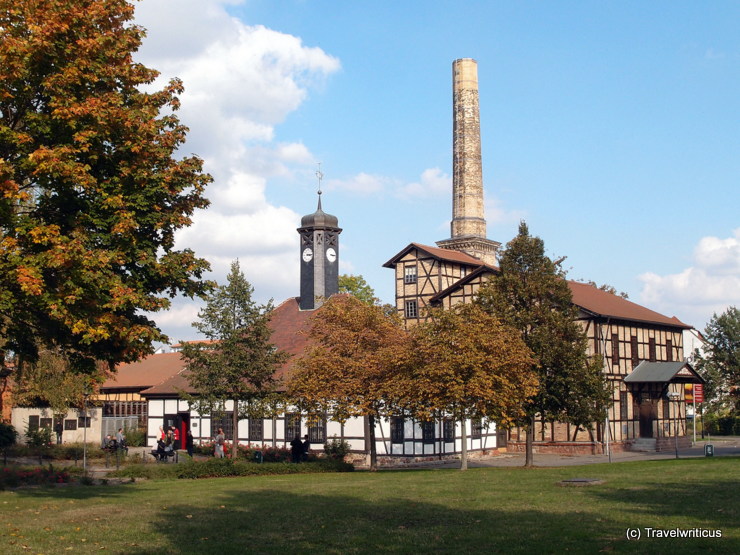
[214,428,225,458]
[290,435,303,463]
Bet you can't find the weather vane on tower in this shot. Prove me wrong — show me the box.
[316,162,323,197]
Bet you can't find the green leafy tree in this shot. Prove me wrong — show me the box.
[288,295,409,470]
[696,306,740,415]
[476,222,611,466]
[338,274,379,305]
[12,347,107,413]
[401,304,536,470]
[0,422,17,465]
[0,0,212,374]
[180,261,288,458]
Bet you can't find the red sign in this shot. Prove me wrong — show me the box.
[694,384,704,403]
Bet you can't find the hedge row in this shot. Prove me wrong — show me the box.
[109,458,354,480]
[703,414,740,436]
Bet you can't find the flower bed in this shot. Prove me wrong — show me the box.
[0,465,72,489]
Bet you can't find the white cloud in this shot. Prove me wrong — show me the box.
[396,167,450,198]
[485,196,527,228]
[132,1,340,342]
[638,228,740,328]
[325,173,390,195]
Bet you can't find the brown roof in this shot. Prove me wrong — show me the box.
[140,297,318,397]
[383,242,493,269]
[568,281,692,329]
[102,352,186,391]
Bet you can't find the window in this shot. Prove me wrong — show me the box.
[77,416,91,428]
[405,300,418,319]
[443,419,455,442]
[308,417,326,444]
[248,419,263,442]
[213,412,234,440]
[663,397,671,420]
[404,266,417,284]
[666,338,673,362]
[648,338,656,362]
[421,421,435,444]
[390,417,404,443]
[470,419,483,439]
[630,336,639,367]
[611,334,620,366]
[285,413,301,441]
[28,415,40,432]
[620,392,628,421]
[64,419,77,431]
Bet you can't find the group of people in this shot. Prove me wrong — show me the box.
[290,434,311,463]
[148,425,313,461]
[152,425,195,460]
[102,428,128,453]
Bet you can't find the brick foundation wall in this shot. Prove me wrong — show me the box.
[506,441,631,455]
[351,448,502,468]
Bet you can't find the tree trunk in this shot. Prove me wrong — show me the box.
[460,416,468,471]
[232,403,239,459]
[525,415,534,467]
[368,413,377,471]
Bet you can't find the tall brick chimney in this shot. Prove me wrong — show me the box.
[437,58,500,266]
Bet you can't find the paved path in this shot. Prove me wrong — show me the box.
[398,437,740,469]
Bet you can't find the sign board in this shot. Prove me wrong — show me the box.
[684,383,693,402]
[694,384,704,403]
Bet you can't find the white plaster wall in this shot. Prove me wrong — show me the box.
[11,406,102,444]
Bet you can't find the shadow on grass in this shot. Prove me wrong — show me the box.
[124,484,737,555]
[585,475,739,530]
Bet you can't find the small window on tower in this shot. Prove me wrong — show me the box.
[405,300,418,319]
[404,266,417,284]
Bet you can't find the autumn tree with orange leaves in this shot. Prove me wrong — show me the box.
[287,295,409,470]
[400,304,537,470]
[0,1,211,374]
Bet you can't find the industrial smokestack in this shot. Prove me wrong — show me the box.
[437,58,500,266]
[451,58,486,239]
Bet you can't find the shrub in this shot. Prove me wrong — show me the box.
[124,427,147,447]
[109,458,353,480]
[0,465,72,489]
[25,425,52,448]
[324,436,352,460]
[704,414,740,435]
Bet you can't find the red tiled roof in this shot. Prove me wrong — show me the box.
[102,352,186,391]
[383,243,492,269]
[140,297,319,397]
[568,281,692,329]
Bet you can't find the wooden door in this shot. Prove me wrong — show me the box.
[639,401,655,438]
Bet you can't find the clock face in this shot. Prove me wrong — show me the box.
[302,248,313,262]
[326,247,337,263]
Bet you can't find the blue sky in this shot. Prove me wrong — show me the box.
[134,1,739,344]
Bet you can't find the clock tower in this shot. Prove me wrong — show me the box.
[297,188,342,310]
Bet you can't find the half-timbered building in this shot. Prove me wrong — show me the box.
[112,195,502,464]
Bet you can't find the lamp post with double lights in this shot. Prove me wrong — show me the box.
[82,388,91,475]
[666,391,681,459]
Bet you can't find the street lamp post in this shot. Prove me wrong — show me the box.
[667,391,681,459]
[82,390,90,475]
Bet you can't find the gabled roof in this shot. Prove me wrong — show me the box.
[568,281,692,329]
[388,251,691,330]
[383,242,492,269]
[140,297,319,397]
[101,352,186,391]
[430,265,495,304]
[624,361,704,384]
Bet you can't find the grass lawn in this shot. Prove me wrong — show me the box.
[0,457,737,554]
